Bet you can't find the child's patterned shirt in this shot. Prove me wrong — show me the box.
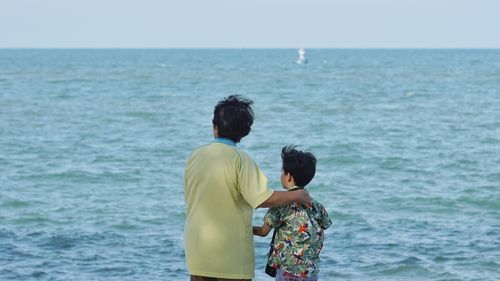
[264,197,332,278]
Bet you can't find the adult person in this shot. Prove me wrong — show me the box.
[184,95,311,281]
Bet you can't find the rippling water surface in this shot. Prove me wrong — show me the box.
[1,49,499,280]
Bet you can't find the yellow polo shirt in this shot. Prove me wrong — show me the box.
[184,139,274,279]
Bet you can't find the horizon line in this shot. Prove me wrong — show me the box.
[1,47,500,50]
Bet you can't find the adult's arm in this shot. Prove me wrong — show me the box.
[257,189,311,208]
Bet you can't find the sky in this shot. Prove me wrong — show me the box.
[1,0,499,48]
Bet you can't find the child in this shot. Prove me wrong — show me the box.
[253,145,332,281]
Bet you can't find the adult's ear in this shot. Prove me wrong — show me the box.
[213,125,219,138]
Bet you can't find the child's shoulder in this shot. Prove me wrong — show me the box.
[309,198,333,229]
[267,204,288,214]
[311,198,326,208]
[310,199,330,214]
[266,202,300,218]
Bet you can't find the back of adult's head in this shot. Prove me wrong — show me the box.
[212,95,254,143]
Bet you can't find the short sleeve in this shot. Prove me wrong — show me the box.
[312,201,332,230]
[264,207,283,228]
[236,151,274,209]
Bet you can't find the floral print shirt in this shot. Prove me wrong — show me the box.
[264,197,332,278]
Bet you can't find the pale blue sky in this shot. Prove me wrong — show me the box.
[1,0,499,48]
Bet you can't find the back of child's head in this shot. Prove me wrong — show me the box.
[281,145,316,187]
[212,95,254,143]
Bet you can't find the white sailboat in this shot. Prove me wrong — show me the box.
[296,47,308,64]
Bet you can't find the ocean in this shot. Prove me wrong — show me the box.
[1,49,499,280]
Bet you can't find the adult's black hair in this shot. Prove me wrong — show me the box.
[281,145,316,187]
[212,95,254,143]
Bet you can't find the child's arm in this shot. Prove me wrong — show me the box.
[253,222,272,237]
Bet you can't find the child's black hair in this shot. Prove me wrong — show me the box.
[212,95,254,143]
[281,145,316,187]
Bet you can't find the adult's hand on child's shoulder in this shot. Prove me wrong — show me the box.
[297,189,312,206]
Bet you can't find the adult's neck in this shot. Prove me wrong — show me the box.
[214,137,237,147]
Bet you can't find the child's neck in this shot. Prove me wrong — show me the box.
[287,185,303,191]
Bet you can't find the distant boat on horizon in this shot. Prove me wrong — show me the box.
[296,47,308,64]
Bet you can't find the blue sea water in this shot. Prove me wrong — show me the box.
[0,49,499,280]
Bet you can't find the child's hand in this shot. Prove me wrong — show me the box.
[253,223,272,237]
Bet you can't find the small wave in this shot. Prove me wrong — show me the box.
[46,78,94,84]
[1,242,38,259]
[378,156,412,171]
[457,196,500,211]
[91,155,125,164]
[110,220,138,231]
[92,266,135,276]
[31,271,47,278]
[1,199,31,208]
[124,111,159,120]
[375,257,430,276]
[21,169,140,184]
[487,172,500,181]
[32,231,125,251]
[41,234,77,250]
[12,216,55,226]
[22,170,98,182]
[404,196,459,214]
[0,229,16,239]
[481,137,500,144]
